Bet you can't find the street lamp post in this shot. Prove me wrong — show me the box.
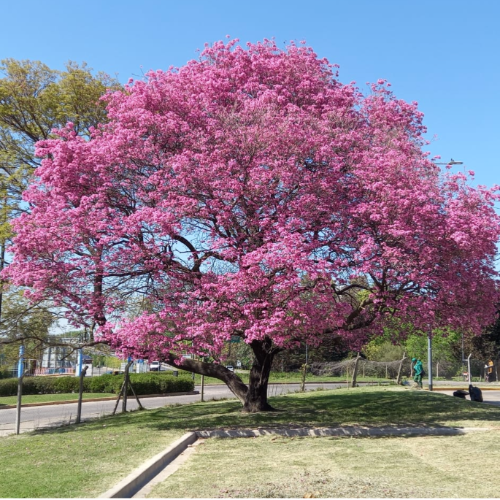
[433,159,463,167]
[427,331,433,392]
[15,344,24,435]
[427,159,462,392]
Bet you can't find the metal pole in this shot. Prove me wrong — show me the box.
[461,333,464,364]
[427,332,433,392]
[0,239,5,321]
[467,354,472,384]
[76,348,83,377]
[15,345,24,435]
[201,374,205,402]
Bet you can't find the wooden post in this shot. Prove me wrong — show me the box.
[128,380,144,410]
[351,353,361,388]
[122,360,133,413]
[112,380,126,415]
[75,365,88,424]
[300,364,307,392]
[396,352,406,385]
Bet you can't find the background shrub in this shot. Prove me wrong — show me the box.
[125,373,194,395]
[88,374,120,393]
[0,372,194,397]
[0,378,19,396]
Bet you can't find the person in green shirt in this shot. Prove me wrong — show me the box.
[412,357,423,388]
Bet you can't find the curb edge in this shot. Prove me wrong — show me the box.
[99,432,198,498]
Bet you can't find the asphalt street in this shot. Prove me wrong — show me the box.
[439,389,500,407]
[0,382,345,436]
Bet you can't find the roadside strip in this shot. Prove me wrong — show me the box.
[0,391,199,410]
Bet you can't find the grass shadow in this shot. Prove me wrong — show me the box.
[29,387,500,440]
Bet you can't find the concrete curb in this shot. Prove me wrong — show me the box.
[99,432,198,498]
[196,425,490,439]
[0,391,199,410]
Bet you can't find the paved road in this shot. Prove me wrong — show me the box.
[427,380,500,387]
[438,389,500,407]
[0,382,346,436]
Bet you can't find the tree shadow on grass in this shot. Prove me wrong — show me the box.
[31,388,500,438]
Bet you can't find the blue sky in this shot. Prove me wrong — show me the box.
[1,0,499,190]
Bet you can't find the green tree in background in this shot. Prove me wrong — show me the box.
[363,319,461,364]
[459,310,500,362]
[0,289,54,367]
[0,58,120,321]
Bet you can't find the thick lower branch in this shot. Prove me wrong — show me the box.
[164,354,249,404]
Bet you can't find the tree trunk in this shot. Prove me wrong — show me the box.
[164,337,279,413]
[396,351,406,385]
[243,339,278,412]
[351,353,361,387]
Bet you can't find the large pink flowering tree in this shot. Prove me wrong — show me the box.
[5,40,499,411]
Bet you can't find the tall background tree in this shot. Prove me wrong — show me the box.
[0,289,54,370]
[0,59,120,356]
[4,40,499,411]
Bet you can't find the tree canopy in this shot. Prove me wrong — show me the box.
[4,40,499,411]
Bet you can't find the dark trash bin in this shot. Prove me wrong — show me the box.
[469,384,483,402]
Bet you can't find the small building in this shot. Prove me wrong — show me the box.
[36,337,83,375]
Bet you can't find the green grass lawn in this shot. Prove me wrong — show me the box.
[112,386,500,432]
[0,392,116,406]
[1,386,499,498]
[149,430,500,498]
[0,419,185,498]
